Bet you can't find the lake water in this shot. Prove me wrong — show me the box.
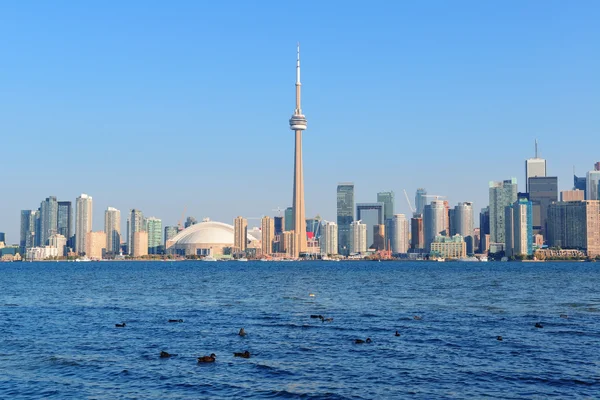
[0,261,599,399]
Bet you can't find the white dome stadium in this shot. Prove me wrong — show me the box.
[166,219,255,256]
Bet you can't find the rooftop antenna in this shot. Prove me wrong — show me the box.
[535,139,538,158]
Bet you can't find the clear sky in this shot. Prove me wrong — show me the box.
[1,1,599,242]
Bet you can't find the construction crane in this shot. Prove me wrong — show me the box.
[177,206,187,231]
[403,189,416,214]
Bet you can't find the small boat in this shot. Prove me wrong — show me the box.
[202,256,217,262]
[237,258,248,262]
[75,256,91,262]
[458,256,479,262]
[479,256,488,262]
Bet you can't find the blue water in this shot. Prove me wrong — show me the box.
[0,261,599,399]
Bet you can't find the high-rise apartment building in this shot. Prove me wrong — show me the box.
[127,209,144,256]
[132,231,149,258]
[75,194,93,254]
[356,203,384,249]
[489,179,518,245]
[337,183,354,256]
[415,188,427,216]
[284,207,294,232]
[320,221,338,256]
[423,200,447,252]
[453,202,474,255]
[349,221,367,254]
[234,216,248,252]
[505,194,533,258]
[86,231,106,259]
[389,214,409,254]
[49,234,67,257]
[146,217,162,254]
[261,216,275,256]
[479,207,490,253]
[377,191,395,222]
[57,201,72,242]
[586,170,600,200]
[525,140,547,192]
[528,176,558,238]
[104,207,121,255]
[40,196,58,246]
[164,226,179,246]
[410,215,424,249]
[547,200,600,257]
[20,210,37,251]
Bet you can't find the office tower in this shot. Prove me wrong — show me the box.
[505,194,533,258]
[284,207,294,231]
[164,226,179,245]
[525,139,547,192]
[75,194,93,254]
[20,210,37,251]
[596,162,600,171]
[289,44,308,257]
[415,188,427,215]
[104,207,121,255]
[261,216,275,256]
[49,234,67,256]
[33,210,41,247]
[127,209,144,255]
[337,183,354,255]
[528,176,558,238]
[184,216,197,228]
[479,207,490,253]
[377,191,395,222]
[86,231,107,259]
[320,221,338,256]
[410,215,424,249]
[574,174,587,198]
[586,170,600,200]
[389,214,409,254]
[489,178,518,245]
[453,202,474,254]
[39,196,58,246]
[473,228,481,253]
[146,217,162,254]
[234,216,248,252]
[561,190,585,202]
[274,216,284,235]
[306,215,322,239]
[132,231,149,257]
[349,221,367,254]
[356,203,384,249]
[547,200,600,257]
[57,201,72,242]
[430,235,466,259]
[423,200,447,252]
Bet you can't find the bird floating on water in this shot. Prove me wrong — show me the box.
[238,328,247,336]
[355,338,372,344]
[497,336,503,341]
[413,316,422,321]
[197,353,216,363]
[535,322,544,328]
[560,314,568,319]
[115,322,126,328]
[168,319,184,323]
[160,351,176,358]
[234,350,251,358]
[395,331,400,337]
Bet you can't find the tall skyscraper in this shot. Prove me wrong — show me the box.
[57,201,72,242]
[261,216,274,256]
[453,202,474,254]
[337,183,354,256]
[410,215,424,249]
[75,194,93,254]
[40,196,58,246]
[20,210,36,251]
[356,203,384,249]
[505,194,533,258]
[423,200,447,252]
[320,221,338,256]
[574,174,587,197]
[349,221,367,254]
[234,216,248,252]
[104,207,121,255]
[289,44,308,257]
[146,217,162,254]
[377,191,395,222]
[389,214,409,254]
[525,140,547,192]
[528,176,558,238]
[489,179,518,245]
[284,207,294,232]
[586,170,600,200]
[127,209,144,256]
[274,216,285,235]
[479,207,490,253]
[415,188,427,216]
[547,200,600,257]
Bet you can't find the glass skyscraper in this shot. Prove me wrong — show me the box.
[146,217,163,254]
[336,183,354,255]
[415,188,427,216]
[489,179,518,245]
[377,191,395,222]
[40,196,58,246]
[57,201,72,241]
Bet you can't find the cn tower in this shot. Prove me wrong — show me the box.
[289,43,308,256]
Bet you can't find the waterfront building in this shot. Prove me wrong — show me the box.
[127,209,144,256]
[284,207,294,232]
[410,215,424,249]
[166,219,252,257]
[48,234,67,256]
[504,194,533,258]
[356,203,384,249]
[20,210,37,251]
[389,214,409,254]
[40,196,58,246]
[234,216,248,252]
[561,190,585,202]
[26,246,59,261]
[57,201,72,242]
[146,217,162,254]
[132,231,148,257]
[528,176,558,238]
[261,216,275,256]
[489,179,518,245]
[525,140,547,192]
[586,170,600,200]
[320,221,338,256]
[349,221,367,254]
[274,216,284,235]
[479,207,490,253]
[453,202,475,255]
[423,200,447,252]
[164,226,179,246]
[104,207,121,255]
[430,235,466,259]
[547,200,600,257]
[86,231,106,259]
[75,194,93,255]
[337,182,354,256]
[415,188,427,215]
[377,191,395,222]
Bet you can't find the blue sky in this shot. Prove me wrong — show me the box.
[1,1,599,242]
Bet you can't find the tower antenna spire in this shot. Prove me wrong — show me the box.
[535,139,538,158]
[296,42,301,85]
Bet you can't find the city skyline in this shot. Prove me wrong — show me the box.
[2,2,600,242]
